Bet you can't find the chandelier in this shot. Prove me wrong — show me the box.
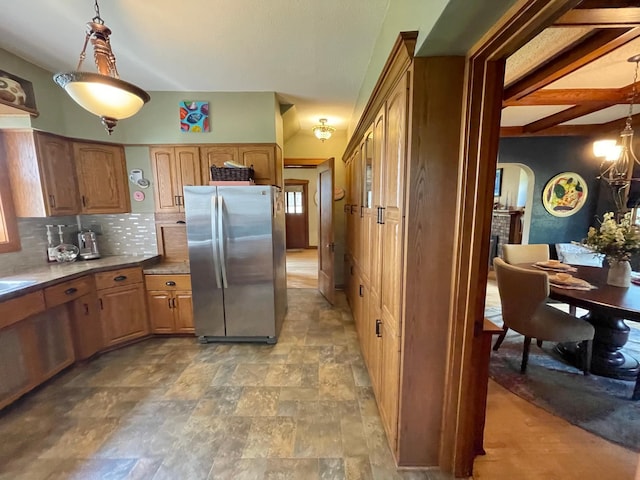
[53,0,150,134]
[594,54,640,212]
[312,118,335,142]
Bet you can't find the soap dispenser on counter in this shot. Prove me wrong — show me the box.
[46,224,57,262]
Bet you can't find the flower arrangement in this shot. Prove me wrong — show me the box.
[584,212,640,263]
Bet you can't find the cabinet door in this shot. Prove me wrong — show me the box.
[74,142,130,213]
[34,132,80,215]
[151,147,180,213]
[201,146,239,182]
[0,321,33,410]
[378,319,401,453]
[69,292,103,360]
[147,290,175,333]
[31,305,75,382]
[175,147,201,210]
[238,146,275,185]
[99,283,149,347]
[174,291,194,333]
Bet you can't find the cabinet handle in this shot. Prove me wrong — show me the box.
[165,281,176,286]
[168,298,173,309]
[172,298,176,308]
[99,298,103,310]
[179,195,184,206]
[64,287,78,295]
[379,207,385,224]
[113,275,127,282]
[49,195,56,207]
[81,195,87,207]
[376,319,382,337]
[360,205,364,218]
[350,266,354,275]
[83,303,89,315]
[359,285,364,297]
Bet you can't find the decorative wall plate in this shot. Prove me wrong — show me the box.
[542,172,588,217]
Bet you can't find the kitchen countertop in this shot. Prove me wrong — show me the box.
[143,262,191,275]
[0,255,162,302]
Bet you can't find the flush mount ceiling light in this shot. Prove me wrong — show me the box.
[53,0,150,134]
[594,54,640,212]
[312,118,335,142]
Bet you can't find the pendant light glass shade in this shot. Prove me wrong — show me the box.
[53,1,150,134]
[312,118,335,142]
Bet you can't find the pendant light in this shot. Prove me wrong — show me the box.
[312,118,335,142]
[594,55,640,212]
[53,0,150,134]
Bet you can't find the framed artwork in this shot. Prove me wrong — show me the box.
[494,168,503,196]
[0,70,38,116]
[180,101,209,132]
[542,172,588,217]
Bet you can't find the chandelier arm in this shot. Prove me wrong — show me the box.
[76,32,91,71]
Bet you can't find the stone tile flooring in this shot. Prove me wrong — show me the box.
[0,290,445,480]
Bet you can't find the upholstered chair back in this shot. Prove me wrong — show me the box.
[502,244,549,265]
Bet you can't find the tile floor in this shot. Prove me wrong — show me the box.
[0,290,444,480]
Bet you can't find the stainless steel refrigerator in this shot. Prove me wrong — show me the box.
[184,185,287,343]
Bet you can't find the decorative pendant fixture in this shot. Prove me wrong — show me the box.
[312,118,335,142]
[594,54,640,212]
[53,0,150,134]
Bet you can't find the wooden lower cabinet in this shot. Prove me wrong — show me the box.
[98,282,149,347]
[145,274,194,334]
[69,292,103,360]
[0,305,75,410]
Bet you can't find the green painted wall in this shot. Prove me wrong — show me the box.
[124,146,155,214]
[0,48,66,134]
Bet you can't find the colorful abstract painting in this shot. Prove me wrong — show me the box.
[180,101,209,132]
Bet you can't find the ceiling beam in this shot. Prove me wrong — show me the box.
[500,125,601,137]
[284,158,325,168]
[522,102,612,133]
[555,8,640,27]
[503,28,640,102]
[503,88,627,106]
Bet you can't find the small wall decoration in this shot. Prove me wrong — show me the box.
[0,70,38,116]
[542,172,588,217]
[180,101,209,132]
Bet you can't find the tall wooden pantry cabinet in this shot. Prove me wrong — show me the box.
[343,32,466,467]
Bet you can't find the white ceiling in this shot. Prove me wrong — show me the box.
[0,0,391,132]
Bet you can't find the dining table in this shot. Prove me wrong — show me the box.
[520,263,640,400]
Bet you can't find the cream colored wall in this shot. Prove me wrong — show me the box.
[284,129,348,286]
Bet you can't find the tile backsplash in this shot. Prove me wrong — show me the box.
[0,213,157,276]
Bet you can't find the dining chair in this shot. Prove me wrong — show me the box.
[492,257,594,374]
[502,243,549,265]
[502,243,576,315]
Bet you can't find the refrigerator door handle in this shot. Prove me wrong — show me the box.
[211,195,222,288]
[218,195,229,288]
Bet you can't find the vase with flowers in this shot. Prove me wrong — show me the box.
[584,212,640,287]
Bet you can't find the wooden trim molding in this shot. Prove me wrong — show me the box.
[440,0,584,477]
[0,144,21,253]
[284,158,325,168]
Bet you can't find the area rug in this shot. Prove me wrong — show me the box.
[485,305,640,452]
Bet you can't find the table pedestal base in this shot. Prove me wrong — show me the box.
[585,312,639,380]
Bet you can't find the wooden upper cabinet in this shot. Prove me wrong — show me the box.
[239,145,276,185]
[151,146,201,213]
[34,133,80,215]
[73,142,130,214]
[383,73,409,215]
[2,130,80,217]
[201,146,239,182]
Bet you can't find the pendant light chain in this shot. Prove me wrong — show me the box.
[93,0,103,24]
[626,59,639,129]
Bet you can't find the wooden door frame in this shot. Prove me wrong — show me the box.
[441,0,583,476]
[284,179,310,249]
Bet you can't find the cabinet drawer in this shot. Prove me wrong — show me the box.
[145,274,191,291]
[95,267,143,290]
[0,291,46,330]
[44,276,94,308]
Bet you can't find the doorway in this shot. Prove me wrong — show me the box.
[284,179,309,249]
